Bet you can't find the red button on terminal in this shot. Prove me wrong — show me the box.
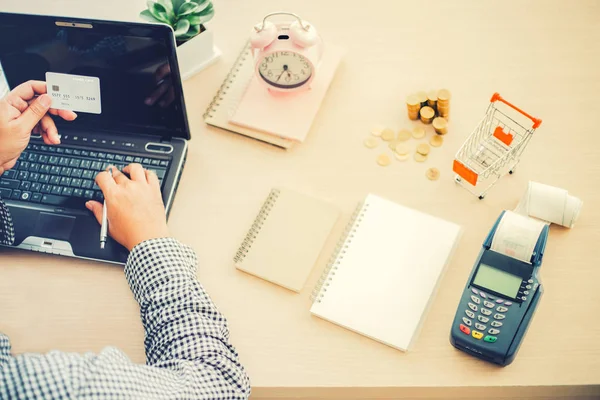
[459,324,471,335]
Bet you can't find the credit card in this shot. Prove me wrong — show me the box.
[46,72,102,114]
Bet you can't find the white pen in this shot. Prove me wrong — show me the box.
[99,168,112,249]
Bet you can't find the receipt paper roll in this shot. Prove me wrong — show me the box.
[491,211,546,263]
[514,181,583,228]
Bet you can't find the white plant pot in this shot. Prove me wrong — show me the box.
[176,28,221,81]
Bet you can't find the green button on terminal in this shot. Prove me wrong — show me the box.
[484,335,497,343]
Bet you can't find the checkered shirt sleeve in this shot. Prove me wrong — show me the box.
[0,197,15,245]
[0,200,251,399]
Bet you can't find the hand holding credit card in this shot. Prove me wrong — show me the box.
[0,80,77,171]
[46,72,102,114]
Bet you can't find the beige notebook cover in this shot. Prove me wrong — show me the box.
[234,188,339,292]
[203,42,295,149]
[310,194,462,351]
[229,44,344,142]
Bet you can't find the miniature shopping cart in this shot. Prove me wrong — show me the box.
[453,93,542,199]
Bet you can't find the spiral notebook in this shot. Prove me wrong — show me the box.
[203,42,295,149]
[203,41,343,147]
[310,194,462,351]
[228,44,344,142]
[234,188,339,292]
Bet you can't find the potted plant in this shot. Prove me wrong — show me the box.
[140,0,221,80]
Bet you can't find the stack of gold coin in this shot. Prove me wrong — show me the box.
[416,91,428,107]
[427,91,438,108]
[437,89,451,119]
[406,95,421,120]
[432,117,448,135]
[419,106,435,124]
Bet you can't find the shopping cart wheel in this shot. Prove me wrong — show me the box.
[455,176,462,183]
[478,195,485,200]
[509,169,514,174]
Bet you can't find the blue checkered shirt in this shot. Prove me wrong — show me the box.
[0,199,251,399]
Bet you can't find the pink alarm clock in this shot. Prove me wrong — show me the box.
[250,12,323,93]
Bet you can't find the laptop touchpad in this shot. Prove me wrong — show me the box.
[34,213,76,241]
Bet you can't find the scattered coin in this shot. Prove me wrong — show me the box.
[432,117,448,135]
[417,143,431,155]
[388,139,400,150]
[414,153,428,162]
[381,128,395,141]
[426,167,440,180]
[371,125,384,137]
[430,135,444,147]
[377,154,391,166]
[412,126,425,139]
[395,153,410,161]
[397,129,412,141]
[395,143,410,155]
[364,137,378,149]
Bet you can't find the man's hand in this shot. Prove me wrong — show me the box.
[0,80,77,174]
[86,164,170,251]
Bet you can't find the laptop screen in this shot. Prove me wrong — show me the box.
[0,13,190,139]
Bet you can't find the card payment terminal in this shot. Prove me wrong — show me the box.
[450,211,549,366]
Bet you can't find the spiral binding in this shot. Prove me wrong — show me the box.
[233,188,281,264]
[203,40,251,121]
[310,201,370,303]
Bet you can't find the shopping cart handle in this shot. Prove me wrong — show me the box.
[491,92,542,129]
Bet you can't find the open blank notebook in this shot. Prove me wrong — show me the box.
[310,194,462,351]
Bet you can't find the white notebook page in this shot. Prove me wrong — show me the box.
[310,194,462,351]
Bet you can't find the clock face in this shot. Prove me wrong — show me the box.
[258,51,313,89]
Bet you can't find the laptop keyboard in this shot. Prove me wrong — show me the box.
[0,143,170,210]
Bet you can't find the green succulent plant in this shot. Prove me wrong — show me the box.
[140,0,215,43]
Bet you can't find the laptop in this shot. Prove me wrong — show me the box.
[0,13,191,264]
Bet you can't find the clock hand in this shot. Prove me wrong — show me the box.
[275,70,285,82]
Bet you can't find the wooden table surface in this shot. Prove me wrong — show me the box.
[1,1,599,398]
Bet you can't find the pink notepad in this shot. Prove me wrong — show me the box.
[228,44,344,143]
